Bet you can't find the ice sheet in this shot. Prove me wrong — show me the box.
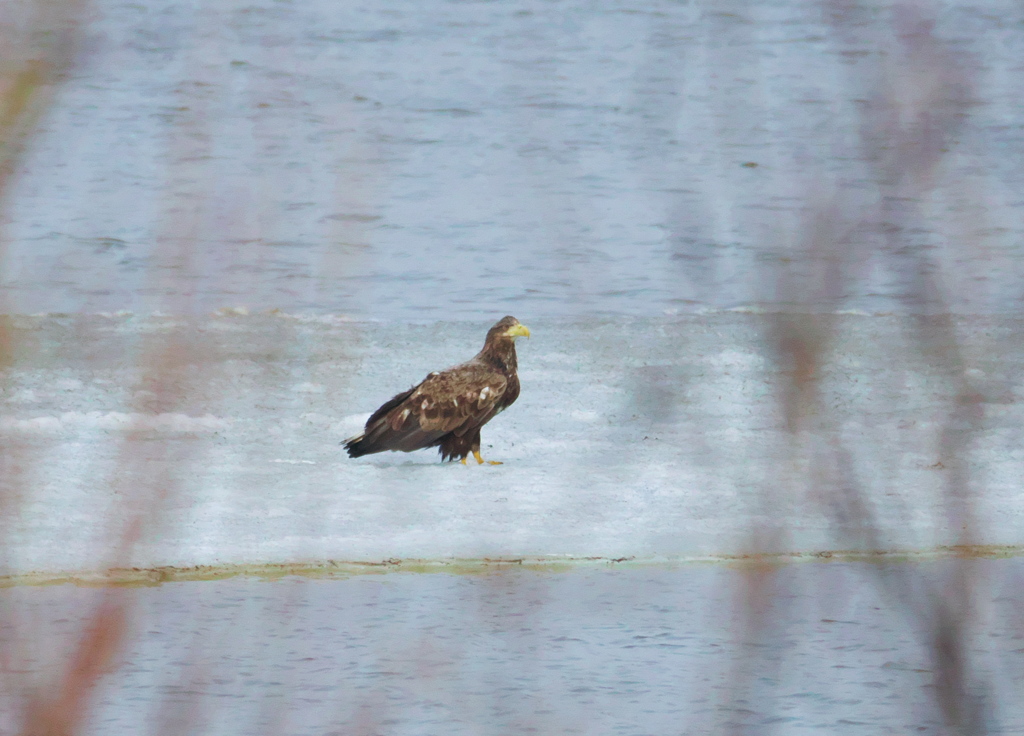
[0,313,1021,574]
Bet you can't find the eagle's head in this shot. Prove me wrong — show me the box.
[487,315,531,342]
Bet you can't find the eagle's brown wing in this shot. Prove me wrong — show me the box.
[344,363,508,457]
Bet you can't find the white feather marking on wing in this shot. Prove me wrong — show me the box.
[421,399,430,410]
[400,409,410,422]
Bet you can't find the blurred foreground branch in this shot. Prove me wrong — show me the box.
[753,1,994,733]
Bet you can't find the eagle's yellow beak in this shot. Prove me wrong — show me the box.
[505,323,531,338]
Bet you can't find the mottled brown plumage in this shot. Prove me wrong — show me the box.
[344,316,530,464]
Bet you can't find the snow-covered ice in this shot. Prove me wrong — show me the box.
[0,312,1021,575]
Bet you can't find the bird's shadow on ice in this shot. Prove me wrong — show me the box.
[361,458,473,469]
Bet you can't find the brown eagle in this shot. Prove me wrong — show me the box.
[344,316,530,464]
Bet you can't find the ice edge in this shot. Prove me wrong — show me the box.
[4,545,1022,588]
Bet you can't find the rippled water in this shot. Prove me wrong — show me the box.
[3,559,1021,735]
[4,0,1024,317]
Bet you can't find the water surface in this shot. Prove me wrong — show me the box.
[7,559,1022,735]
[3,0,1023,317]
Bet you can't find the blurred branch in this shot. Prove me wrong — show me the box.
[749,1,992,734]
[20,594,128,736]
[0,5,144,736]
[0,0,88,210]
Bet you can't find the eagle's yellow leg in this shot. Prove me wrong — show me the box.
[473,450,502,466]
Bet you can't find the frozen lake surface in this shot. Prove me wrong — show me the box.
[6,558,1024,736]
[0,312,1021,576]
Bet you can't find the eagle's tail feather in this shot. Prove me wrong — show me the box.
[342,433,369,457]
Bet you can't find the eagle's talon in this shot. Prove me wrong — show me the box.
[472,450,503,465]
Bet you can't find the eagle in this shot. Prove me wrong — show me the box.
[344,315,530,464]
